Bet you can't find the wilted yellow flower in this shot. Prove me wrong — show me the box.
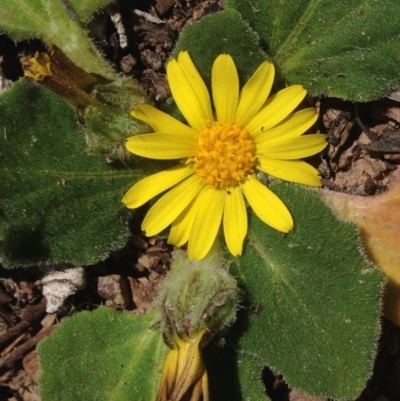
[123,51,326,260]
[23,52,52,81]
[22,46,101,109]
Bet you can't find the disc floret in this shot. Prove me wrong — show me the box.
[192,122,257,188]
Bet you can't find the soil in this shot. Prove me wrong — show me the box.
[1,1,400,401]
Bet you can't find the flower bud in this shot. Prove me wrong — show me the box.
[158,249,240,344]
[155,248,240,401]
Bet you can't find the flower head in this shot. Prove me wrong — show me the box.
[123,51,326,260]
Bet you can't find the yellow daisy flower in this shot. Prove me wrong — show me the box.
[122,51,327,260]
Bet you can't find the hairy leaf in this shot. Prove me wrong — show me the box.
[231,183,384,399]
[38,307,168,401]
[174,9,266,88]
[225,0,400,101]
[204,345,268,401]
[68,0,114,20]
[0,79,142,267]
[321,185,400,325]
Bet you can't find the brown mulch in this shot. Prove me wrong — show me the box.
[1,1,400,400]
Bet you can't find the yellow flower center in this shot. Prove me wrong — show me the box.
[192,122,257,188]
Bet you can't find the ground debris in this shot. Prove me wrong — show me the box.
[318,98,400,196]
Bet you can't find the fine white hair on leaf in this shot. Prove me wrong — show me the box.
[58,0,77,21]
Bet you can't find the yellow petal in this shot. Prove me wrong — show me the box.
[187,186,225,260]
[168,191,205,247]
[258,159,322,186]
[245,85,306,135]
[235,61,275,126]
[167,53,212,131]
[122,164,194,209]
[241,175,293,233]
[142,175,205,236]
[177,52,213,124]
[126,133,196,159]
[212,54,239,123]
[254,109,318,149]
[131,105,197,138]
[261,134,327,160]
[223,186,247,257]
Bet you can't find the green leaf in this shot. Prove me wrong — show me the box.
[225,0,400,101]
[0,79,141,267]
[204,345,268,401]
[38,307,168,401]
[84,78,149,157]
[0,0,115,79]
[231,183,384,399]
[68,0,114,21]
[174,9,266,87]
